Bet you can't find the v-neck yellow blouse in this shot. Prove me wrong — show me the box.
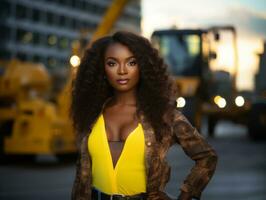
[88,114,146,195]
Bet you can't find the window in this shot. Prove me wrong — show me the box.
[0,25,11,43]
[39,34,47,45]
[47,34,58,46]
[33,55,41,62]
[16,4,27,19]
[1,1,11,18]
[76,0,84,9]
[70,0,76,8]
[47,12,55,25]
[59,0,66,5]
[32,9,41,22]
[72,19,78,29]
[59,15,67,28]
[33,32,41,45]
[155,34,202,76]
[85,2,94,12]
[44,0,55,3]
[59,37,69,49]
[17,52,27,61]
[16,29,33,44]
[0,51,11,60]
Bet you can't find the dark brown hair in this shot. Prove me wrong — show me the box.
[71,31,175,142]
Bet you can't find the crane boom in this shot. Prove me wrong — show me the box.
[90,0,129,44]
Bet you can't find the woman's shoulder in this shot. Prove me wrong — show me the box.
[163,106,193,128]
[162,103,182,121]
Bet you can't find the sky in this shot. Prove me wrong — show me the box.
[141,0,266,91]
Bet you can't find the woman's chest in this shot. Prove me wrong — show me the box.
[103,110,139,141]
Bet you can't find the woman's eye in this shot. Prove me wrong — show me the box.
[107,61,116,67]
[128,60,137,66]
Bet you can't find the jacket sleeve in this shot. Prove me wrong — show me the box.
[71,135,91,200]
[71,151,82,200]
[173,110,218,199]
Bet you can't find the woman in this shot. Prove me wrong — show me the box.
[71,31,218,200]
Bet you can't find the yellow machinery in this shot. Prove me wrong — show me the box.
[0,0,129,159]
[0,59,75,157]
[152,26,250,136]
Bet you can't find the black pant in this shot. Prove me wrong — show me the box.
[91,188,147,200]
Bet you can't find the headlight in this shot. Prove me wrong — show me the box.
[176,97,186,108]
[214,95,226,108]
[235,96,245,107]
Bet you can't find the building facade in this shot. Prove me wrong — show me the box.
[0,0,141,69]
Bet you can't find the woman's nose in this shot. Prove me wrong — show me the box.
[117,63,128,75]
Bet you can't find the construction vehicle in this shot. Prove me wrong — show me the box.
[0,0,130,160]
[151,26,250,136]
[248,42,266,139]
[0,59,76,159]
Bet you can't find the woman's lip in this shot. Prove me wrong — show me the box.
[117,79,129,84]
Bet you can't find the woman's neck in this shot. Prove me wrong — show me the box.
[112,90,137,106]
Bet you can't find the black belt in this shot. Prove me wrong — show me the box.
[92,188,147,200]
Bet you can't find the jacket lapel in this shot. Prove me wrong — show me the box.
[139,113,157,191]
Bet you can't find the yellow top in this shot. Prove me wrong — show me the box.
[88,114,146,195]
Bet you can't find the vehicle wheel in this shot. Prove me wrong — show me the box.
[23,155,36,162]
[248,103,266,140]
[0,134,5,163]
[56,153,77,163]
[0,125,6,163]
[0,132,3,153]
[208,116,217,137]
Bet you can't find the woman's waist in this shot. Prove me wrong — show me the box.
[92,187,147,200]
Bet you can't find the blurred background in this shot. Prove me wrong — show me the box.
[0,0,265,199]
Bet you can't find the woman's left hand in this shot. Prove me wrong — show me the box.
[177,191,192,200]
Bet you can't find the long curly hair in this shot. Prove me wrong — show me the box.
[71,31,175,142]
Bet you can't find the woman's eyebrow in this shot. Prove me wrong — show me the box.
[105,56,136,61]
[105,57,117,61]
[126,56,136,60]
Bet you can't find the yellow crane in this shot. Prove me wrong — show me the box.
[0,0,129,160]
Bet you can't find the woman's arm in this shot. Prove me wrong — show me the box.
[173,110,218,200]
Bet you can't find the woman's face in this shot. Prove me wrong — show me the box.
[104,42,140,92]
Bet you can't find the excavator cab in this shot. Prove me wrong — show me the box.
[151,29,211,128]
[152,29,206,77]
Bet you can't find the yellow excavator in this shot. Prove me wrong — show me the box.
[151,26,250,136]
[0,0,129,160]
